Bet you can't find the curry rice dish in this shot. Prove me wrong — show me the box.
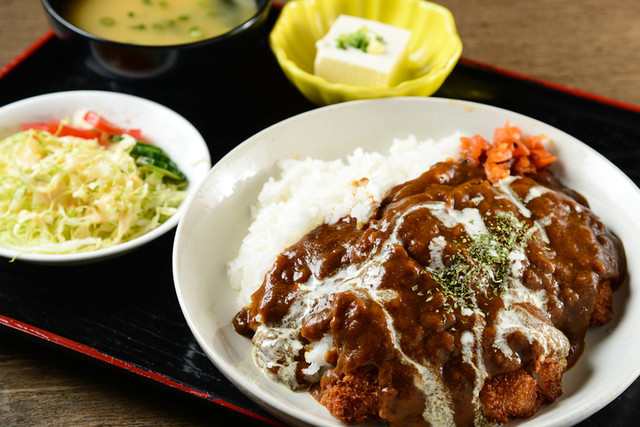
[232,127,626,426]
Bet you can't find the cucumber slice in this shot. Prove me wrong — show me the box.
[135,155,187,182]
[128,143,187,182]
[131,144,176,166]
[132,141,165,155]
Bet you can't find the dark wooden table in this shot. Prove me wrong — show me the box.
[1,0,639,425]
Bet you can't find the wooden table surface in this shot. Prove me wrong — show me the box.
[1,0,639,425]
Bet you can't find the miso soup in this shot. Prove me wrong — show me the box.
[66,0,258,46]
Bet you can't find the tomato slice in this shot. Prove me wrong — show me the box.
[124,128,147,142]
[57,124,100,140]
[22,120,101,140]
[23,113,144,147]
[22,120,58,133]
[83,110,146,142]
[83,111,126,135]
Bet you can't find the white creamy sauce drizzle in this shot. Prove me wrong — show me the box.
[460,315,490,424]
[251,176,569,425]
[398,202,490,237]
[491,177,569,362]
[377,295,456,426]
[534,215,552,244]
[428,236,447,270]
[492,269,569,362]
[524,185,551,203]
[253,243,402,382]
[508,247,527,278]
[492,303,570,361]
[470,195,485,205]
[495,176,531,218]
[254,216,458,425]
[252,325,305,388]
[496,178,556,244]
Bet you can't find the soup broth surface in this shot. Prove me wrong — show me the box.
[66,0,257,46]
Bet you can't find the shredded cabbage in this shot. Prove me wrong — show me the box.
[0,129,187,254]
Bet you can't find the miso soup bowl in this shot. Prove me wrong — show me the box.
[40,0,272,80]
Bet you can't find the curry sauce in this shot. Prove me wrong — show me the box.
[233,160,625,426]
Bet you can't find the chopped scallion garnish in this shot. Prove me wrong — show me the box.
[100,17,115,26]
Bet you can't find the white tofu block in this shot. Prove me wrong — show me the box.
[314,15,412,87]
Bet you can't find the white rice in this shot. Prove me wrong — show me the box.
[228,133,464,306]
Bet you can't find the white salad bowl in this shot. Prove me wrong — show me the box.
[173,97,640,426]
[0,90,211,264]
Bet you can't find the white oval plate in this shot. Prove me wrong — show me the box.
[0,90,211,264]
[173,97,640,426]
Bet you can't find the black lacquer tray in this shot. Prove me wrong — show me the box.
[1,9,639,426]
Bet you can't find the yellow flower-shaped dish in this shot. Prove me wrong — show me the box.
[270,0,463,105]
